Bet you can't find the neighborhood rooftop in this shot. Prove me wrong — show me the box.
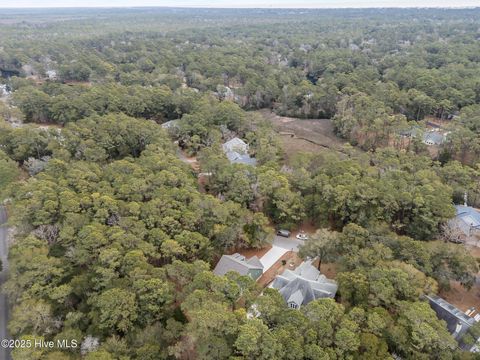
[213,253,264,278]
[455,205,480,236]
[456,205,480,228]
[271,260,338,309]
[222,137,257,166]
[423,131,446,145]
[426,294,475,340]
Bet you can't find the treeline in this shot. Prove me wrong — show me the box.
[2,114,478,360]
[9,80,198,124]
[333,94,480,166]
[3,8,480,121]
[3,8,480,163]
[1,8,480,360]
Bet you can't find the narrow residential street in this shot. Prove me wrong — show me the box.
[0,206,11,360]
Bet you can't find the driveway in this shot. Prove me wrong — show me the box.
[0,206,11,360]
[260,246,288,271]
[259,236,305,272]
[273,235,305,252]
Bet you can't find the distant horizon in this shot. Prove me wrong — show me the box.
[0,0,479,9]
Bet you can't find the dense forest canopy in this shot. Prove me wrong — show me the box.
[1,7,480,360]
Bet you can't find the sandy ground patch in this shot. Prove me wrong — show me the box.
[256,109,353,160]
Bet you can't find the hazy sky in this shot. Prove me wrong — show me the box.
[0,0,479,8]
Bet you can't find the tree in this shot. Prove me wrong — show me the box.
[391,301,457,358]
[93,288,138,333]
[298,229,338,270]
[9,300,56,337]
[0,149,19,198]
[234,319,280,360]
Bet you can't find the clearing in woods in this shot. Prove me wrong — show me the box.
[256,109,351,160]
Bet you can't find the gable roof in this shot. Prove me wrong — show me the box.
[213,253,264,277]
[456,205,480,227]
[222,137,257,166]
[222,137,248,154]
[454,205,480,236]
[423,131,446,145]
[225,151,257,166]
[271,260,337,307]
[161,119,180,129]
[426,294,475,341]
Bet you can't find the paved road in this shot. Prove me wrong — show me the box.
[0,206,11,360]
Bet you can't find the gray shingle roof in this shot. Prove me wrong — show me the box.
[222,137,257,166]
[271,260,337,308]
[161,119,180,129]
[423,131,446,145]
[450,205,480,238]
[213,253,264,277]
[225,151,257,166]
[426,294,475,340]
[222,137,249,154]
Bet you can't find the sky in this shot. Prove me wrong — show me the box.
[0,0,479,8]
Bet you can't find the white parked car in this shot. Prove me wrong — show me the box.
[296,232,309,241]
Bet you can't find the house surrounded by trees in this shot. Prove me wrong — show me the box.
[271,260,337,309]
[213,253,264,280]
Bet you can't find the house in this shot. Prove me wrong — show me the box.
[222,137,249,154]
[46,70,57,81]
[213,253,264,280]
[399,127,447,146]
[426,295,475,340]
[161,119,180,130]
[398,126,420,138]
[423,130,447,146]
[222,137,257,166]
[271,260,338,309]
[426,294,477,350]
[450,205,480,243]
[225,151,257,166]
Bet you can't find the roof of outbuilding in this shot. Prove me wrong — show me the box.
[222,137,257,166]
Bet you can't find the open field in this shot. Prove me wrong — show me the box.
[257,109,351,160]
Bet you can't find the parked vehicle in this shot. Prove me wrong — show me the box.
[277,229,291,238]
[296,231,309,241]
